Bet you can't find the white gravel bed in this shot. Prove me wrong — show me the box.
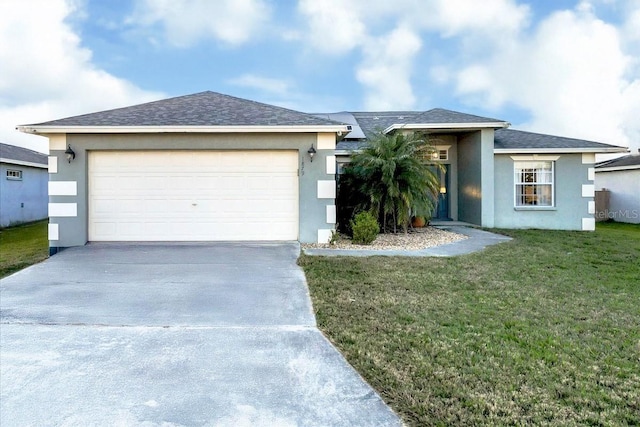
[302,226,467,251]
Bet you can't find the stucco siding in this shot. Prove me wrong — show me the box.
[479,129,495,227]
[595,169,640,224]
[0,162,48,227]
[494,154,592,230]
[48,133,333,248]
[457,132,482,225]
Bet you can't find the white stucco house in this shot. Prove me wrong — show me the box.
[0,143,48,227]
[595,153,640,224]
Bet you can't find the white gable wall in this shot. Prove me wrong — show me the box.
[595,169,640,224]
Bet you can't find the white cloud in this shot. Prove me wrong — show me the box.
[0,0,162,152]
[128,0,270,47]
[296,0,367,55]
[419,0,530,39]
[356,26,422,110]
[296,0,530,110]
[228,74,292,96]
[623,7,640,41]
[454,4,639,151]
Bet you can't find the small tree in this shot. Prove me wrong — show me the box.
[344,132,442,233]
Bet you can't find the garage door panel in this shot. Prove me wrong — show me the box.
[91,175,120,192]
[89,151,299,241]
[92,222,117,238]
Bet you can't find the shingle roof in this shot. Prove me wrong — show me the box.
[350,111,421,139]
[19,91,625,154]
[332,109,507,140]
[0,143,47,166]
[596,153,640,169]
[410,108,506,124]
[494,128,620,151]
[336,141,366,151]
[336,128,625,152]
[27,91,344,127]
[335,108,505,151]
[312,112,367,139]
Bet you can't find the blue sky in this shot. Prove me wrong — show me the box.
[1,0,639,154]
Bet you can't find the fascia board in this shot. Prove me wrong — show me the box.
[16,125,350,134]
[595,165,640,172]
[494,147,628,154]
[0,158,48,168]
[384,122,510,134]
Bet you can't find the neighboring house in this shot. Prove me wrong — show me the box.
[17,91,626,254]
[594,153,640,224]
[0,143,48,227]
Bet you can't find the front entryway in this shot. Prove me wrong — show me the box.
[434,164,450,220]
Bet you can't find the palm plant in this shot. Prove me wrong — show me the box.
[344,131,442,233]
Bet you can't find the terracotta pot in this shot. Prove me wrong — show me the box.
[412,216,426,228]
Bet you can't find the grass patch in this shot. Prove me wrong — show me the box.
[0,220,49,278]
[300,222,640,426]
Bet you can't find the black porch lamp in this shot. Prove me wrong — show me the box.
[307,144,317,162]
[65,145,75,163]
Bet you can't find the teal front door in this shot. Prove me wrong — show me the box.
[435,164,450,220]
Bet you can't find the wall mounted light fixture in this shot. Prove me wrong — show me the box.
[307,144,317,162]
[65,145,76,163]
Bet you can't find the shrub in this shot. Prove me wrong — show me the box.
[350,212,379,245]
[328,229,339,246]
[345,131,442,234]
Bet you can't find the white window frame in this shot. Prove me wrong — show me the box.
[430,145,450,161]
[514,160,555,208]
[6,169,22,180]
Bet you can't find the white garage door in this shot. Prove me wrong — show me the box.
[89,151,299,241]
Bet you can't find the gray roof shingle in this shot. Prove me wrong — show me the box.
[350,111,421,139]
[334,109,506,140]
[27,91,344,128]
[0,143,47,166]
[596,153,640,169]
[20,91,624,154]
[312,112,367,139]
[336,141,366,151]
[337,128,624,152]
[494,128,620,151]
[410,108,506,124]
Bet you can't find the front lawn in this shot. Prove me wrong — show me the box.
[0,220,48,278]
[300,222,640,426]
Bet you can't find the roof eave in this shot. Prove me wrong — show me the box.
[0,157,48,168]
[384,122,510,134]
[494,147,628,154]
[335,149,357,156]
[595,165,640,172]
[16,125,350,135]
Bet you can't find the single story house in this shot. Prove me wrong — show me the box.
[0,142,48,228]
[595,153,640,224]
[17,91,626,254]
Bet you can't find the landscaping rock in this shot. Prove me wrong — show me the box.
[303,227,467,251]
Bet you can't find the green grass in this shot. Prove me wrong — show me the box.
[300,222,640,426]
[0,220,49,278]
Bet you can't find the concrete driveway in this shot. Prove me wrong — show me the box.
[0,243,401,426]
